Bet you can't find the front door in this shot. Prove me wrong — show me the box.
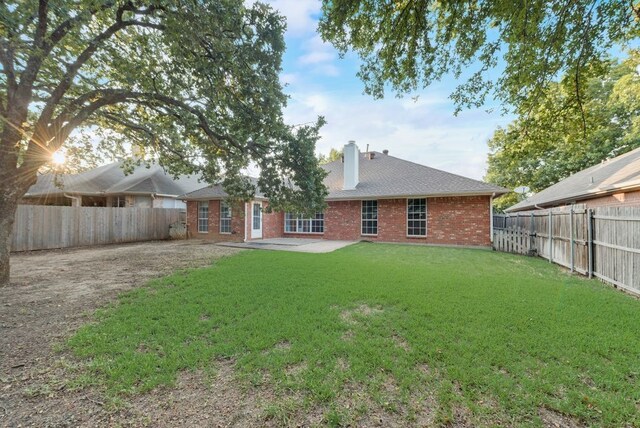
[251,201,262,239]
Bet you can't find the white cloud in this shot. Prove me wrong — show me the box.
[296,35,341,77]
[284,89,512,180]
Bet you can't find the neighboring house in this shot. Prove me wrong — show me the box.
[506,147,640,213]
[23,161,203,209]
[182,142,508,247]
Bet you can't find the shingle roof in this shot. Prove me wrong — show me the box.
[322,151,507,200]
[25,161,204,198]
[506,147,640,212]
[182,151,507,201]
[181,177,266,200]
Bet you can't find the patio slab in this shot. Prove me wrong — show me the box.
[217,238,356,253]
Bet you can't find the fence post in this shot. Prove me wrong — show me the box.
[530,212,535,255]
[570,206,574,272]
[587,208,594,279]
[548,210,553,263]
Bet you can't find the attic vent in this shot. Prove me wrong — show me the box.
[367,152,376,160]
[383,149,389,155]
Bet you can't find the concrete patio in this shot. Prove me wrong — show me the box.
[217,238,357,253]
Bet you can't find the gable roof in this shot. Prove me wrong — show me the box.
[506,147,640,212]
[182,151,507,201]
[25,161,203,198]
[322,151,507,200]
[181,177,265,200]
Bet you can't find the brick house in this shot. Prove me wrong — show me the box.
[183,142,508,247]
[506,146,640,212]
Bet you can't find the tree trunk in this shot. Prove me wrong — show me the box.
[0,195,18,286]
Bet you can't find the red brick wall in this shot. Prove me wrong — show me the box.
[188,195,492,246]
[323,200,360,240]
[582,190,640,208]
[259,202,284,239]
[425,196,491,246]
[186,200,245,242]
[323,196,491,246]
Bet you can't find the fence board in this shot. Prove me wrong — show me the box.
[493,204,640,295]
[11,205,183,252]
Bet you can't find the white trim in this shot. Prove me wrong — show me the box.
[251,201,263,239]
[360,200,378,236]
[243,202,248,242]
[219,200,232,234]
[326,192,505,202]
[284,212,325,234]
[406,198,427,237]
[197,201,209,233]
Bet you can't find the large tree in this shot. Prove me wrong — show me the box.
[486,53,640,211]
[0,0,328,285]
[319,0,639,113]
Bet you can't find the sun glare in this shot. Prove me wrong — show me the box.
[52,150,66,165]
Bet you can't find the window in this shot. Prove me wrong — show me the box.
[197,201,209,233]
[407,198,427,236]
[361,200,378,235]
[111,196,126,207]
[220,201,231,234]
[284,212,324,233]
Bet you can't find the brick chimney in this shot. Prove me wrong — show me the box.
[343,140,359,190]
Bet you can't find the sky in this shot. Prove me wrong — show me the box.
[266,0,514,180]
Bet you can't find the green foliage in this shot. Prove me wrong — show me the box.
[318,147,343,165]
[0,0,326,213]
[319,0,639,113]
[67,244,640,425]
[486,53,640,211]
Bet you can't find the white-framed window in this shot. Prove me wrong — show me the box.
[407,198,427,236]
[361,200,378,235]
[197,201,209,233]
[220,201,231,234]
[111,196,126,207]
[284,212,324,233]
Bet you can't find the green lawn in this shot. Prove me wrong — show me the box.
[67,243,640,426]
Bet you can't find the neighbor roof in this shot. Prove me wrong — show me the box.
[25,161,203,198]
[506,147,640,212]
[322,151,508,200]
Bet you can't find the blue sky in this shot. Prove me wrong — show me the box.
[267,0,514,180]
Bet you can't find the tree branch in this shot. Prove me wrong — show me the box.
[0,40,17,93]
[36,17,166,130]
[45,2,116,52]
[25,89,243,172]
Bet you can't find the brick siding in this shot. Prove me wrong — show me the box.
[580,189,640,208]
[186,200,245,242]
[188,196,491,247]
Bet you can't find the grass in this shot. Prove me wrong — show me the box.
[67,243,640,426]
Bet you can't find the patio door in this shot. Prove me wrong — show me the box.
[251,201,263,239]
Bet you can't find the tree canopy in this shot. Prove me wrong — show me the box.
[0,0,328,284]
[319,0,639,113]
[318,147,343,164]
[485,52,640,211]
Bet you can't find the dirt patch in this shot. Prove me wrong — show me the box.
[0,240,241,426]
[392,333,411,352]
[340,303,384,324]
[538,407,584,428]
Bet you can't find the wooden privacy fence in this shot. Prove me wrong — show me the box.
[11,205,183,252]
[493,205,640,295]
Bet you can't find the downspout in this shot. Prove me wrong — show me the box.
[490,193,495,243]
[64,193,81,207]
[244,202,248,242]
